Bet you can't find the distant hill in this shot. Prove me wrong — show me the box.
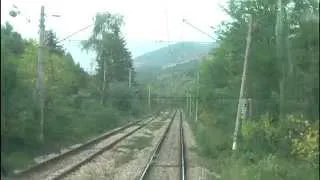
[134,41,215,71]
[134,41,216,97]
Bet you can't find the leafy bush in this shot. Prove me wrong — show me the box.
[220,154,318,180]
[241,114,283,155]
[195,122,231,158]
[242,114,319,163]
[286,115,319,164]
[193,112,319,180]
[1,20,150,174]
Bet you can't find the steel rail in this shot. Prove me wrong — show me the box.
[11,112,162,179]
[180,110,187,180]
[54,121,150,179]
[137,110,178,180]
[53,111,174,180]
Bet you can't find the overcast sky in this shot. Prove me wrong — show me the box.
[1,0,229,72]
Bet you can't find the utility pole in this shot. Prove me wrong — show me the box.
[148,86,151,109]
[232,15,253,151]
[101,59,106,105]
[189,90,192,118]
[188,92,190,118]
[185,91,188,117]
[37,6,45,142]
[195,72,199,122]
[128,68,132,88]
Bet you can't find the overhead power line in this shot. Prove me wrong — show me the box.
[182,19,215,40]
[154,40,213,44]
[57,23,94,44]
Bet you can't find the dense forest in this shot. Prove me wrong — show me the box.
[187,0,319,179]
[1,12,155,174]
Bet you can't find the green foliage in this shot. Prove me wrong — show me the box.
[82,12,134,105]
[109,82,133,111]
[195,113,319,180]
[219,154,318,180]
[287,115,319,163]
[1,14,149,174]
[195,121,232,158]
[44,30,64,55]
[189,0,319,179]
[241,115,283,155]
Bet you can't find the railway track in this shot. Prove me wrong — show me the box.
[138,109,187,180]
[10,111,172,180]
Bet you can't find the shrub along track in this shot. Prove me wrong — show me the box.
[138,109,187,180]
[10,111,169,180]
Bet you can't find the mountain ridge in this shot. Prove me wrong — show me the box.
[134,41,215,70]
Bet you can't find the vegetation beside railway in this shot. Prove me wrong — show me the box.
[1,12,163,174]
[187,0,319,180]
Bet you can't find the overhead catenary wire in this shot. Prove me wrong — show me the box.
[41,22,97,75]
[67,39,213,45]
[57,23,94,44]
[182,18,216,40]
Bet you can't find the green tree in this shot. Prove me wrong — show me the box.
[1,22,26,148]
[1,18,148,174]
[44,30,64,55]
[82,12,133,105]
[192,0,319,179]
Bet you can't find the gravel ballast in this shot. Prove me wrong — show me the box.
[144,111,181,180]
[63,114,172,180]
